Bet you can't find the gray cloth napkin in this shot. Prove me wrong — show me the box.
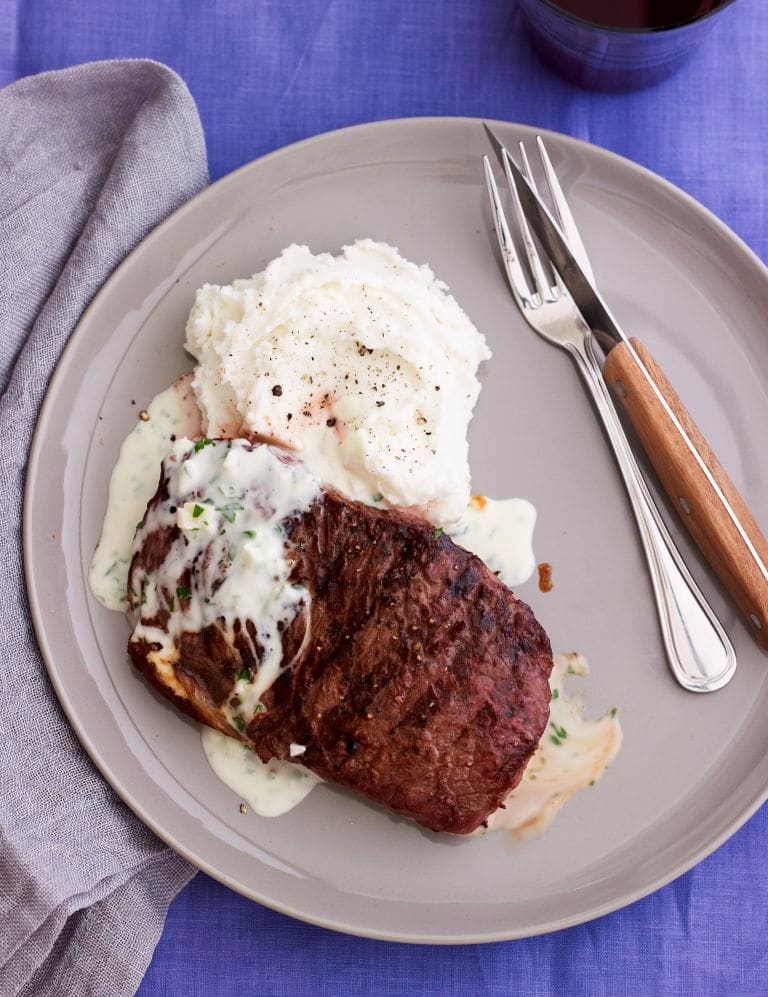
[0,59,208,997]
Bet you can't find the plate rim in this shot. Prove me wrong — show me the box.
[24,115,768,944]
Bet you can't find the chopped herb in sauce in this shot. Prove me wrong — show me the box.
[193,437,214,453]
[217,501,244,524]
[610,707,618,718]
[372,491,384,502]
[137,576,149,607]
[433,527,444,539]
[552,688,559,700]
[550,722,567,740]
[128,439,320,749]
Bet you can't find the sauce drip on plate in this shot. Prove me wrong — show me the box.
[89,375,201,611]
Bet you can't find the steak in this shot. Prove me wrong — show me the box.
[128,441,553,834]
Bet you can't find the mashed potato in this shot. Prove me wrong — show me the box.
[186,240,490,524]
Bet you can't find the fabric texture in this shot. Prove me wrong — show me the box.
[0,59,207,997]
[1,0,767,994]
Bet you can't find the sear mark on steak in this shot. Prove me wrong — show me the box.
[128,455,553,835]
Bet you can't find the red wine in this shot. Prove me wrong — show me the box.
[548,0,729,30]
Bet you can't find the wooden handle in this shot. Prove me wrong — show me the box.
[604,338,768,649]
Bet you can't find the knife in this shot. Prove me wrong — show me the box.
[485,125,768,648]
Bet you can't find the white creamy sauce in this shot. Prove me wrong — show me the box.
[89,375,202,611]
[129,438,319,727]
[481,653,623,839]
[201,728,321,817]
[185,240,491,525]
[449,495,537,588]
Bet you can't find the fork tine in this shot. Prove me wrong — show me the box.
[536,136,595,284]
[482,155,532,307]
[517,141,535,189]
[500,146,552,304]
[520,141,565,297]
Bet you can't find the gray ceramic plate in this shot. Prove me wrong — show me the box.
[25,118,768,943]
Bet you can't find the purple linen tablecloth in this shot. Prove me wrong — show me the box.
[2,0,767,993]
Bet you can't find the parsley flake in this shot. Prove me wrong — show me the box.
[176,585,192,599]
[216,501,244,524]
[193,437,214,453]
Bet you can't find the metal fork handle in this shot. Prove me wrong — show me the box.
[569,332,737,692]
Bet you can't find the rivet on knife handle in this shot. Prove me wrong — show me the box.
[605,337,768,649]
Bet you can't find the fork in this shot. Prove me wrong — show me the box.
[483,139,737,693]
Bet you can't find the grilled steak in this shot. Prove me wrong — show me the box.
[128,440,553,834]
